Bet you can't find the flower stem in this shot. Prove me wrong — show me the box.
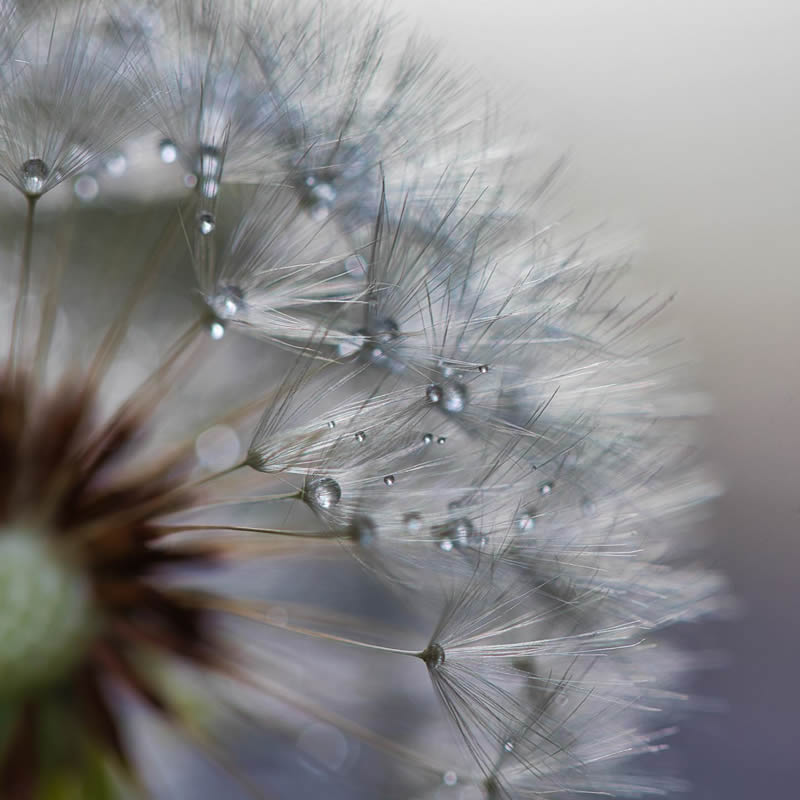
[9,195,38,375]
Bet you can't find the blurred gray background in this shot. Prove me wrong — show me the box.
[401,0,800,797]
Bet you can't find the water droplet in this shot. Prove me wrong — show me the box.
[435,516,481,550]
[503,740,514,753]
[73,174,98,202]
[426,382,468,414]
[478,364,490,374]
[582,497,596,517]
[198,211,216,235]
[437,436,447,445]
[539,481,554,496]
[305,476,342,510]
[383,475,395,486]
[211,285,245,320]
[515,509,536,531]
[349,319,402,370]
[404,513,423,533]
[301,173,337,220]
[422,433,434,445]
[209,321,226,340]
[104,152,127,177]
[354,431,366,443]
[159,138,178,164]
[21,158,49,195]
[443,771,458,787]
[426,384,442,404]
[337,331,366,358]
[421,642,446,669]
[326,420,336,429]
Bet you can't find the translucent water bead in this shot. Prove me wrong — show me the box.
[426,382,468,414]
[21,158,49,196]
[304,476,342,510]
[210,285,245,320]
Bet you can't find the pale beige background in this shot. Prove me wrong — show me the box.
[400,1,800,796]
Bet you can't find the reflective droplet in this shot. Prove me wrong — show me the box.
[426,382,468,414]
[539,481,554,496]
[159,138,178,164]
[354,431,366,443]
[383,475,395,487]
[302,174,337,220]
[350,319,402,370]
[198,211,216,235]
[426,384,442,404]
[73,174,99,202]
[210,285,244,321]
[515,509,536,531]
[437,436,447,445]
[478,364,490,374]
[326,420,336,429]
[305,476,342,510]
[209,321,226,340]
[421,642,446,669]
[422,433,434,445]
[503,740,514,753]
[443,771,458,787]
[435,515,482,551]
[404,512,423,533]
[21,158,49,196]
[337,331,366,358]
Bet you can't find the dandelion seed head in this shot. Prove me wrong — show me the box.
[0,0,723,794]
